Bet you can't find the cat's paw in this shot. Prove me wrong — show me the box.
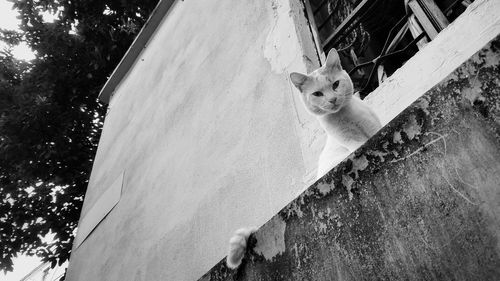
[226,227,257,269]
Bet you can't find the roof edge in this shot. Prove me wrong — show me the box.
[98,0,178,104]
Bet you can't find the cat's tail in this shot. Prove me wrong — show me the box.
[226,227,257,269]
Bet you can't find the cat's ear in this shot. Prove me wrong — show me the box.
[325,48,342,71]
[290,72,309,92]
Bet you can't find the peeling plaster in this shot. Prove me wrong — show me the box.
[402,115,422,140]
[317,221,328,234]
[473,41,500,68]
[263,0,299,73]
[286,199,305,218]
[415,97,430,115]
[393,131,403,144]
[316,182,335,196]
[367,149,389,162]
[334,154,370,199]
[291,243,301,268]
[253,215,287,261]
[464,77,486,105]
[350,155,369,178]
[342,175,355,200]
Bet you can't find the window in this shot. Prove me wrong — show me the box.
[305,0,475,98]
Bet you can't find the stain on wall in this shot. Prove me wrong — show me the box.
[253,216,287,261]
[199,36,500,281]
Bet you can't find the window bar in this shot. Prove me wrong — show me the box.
[461,0,472,6]
[350,32,427,94]
[408,0,438,38]
[322,0,381,51]
[377,33,426,61]
[332,7,376,55]
[347,13,412,75]
[348,13,411,91]
[417,0,449,31]
[408,0,449,39]
[408,14,428,49]
[443,0,465,14]
[304,0,326,63]
[317,1,341,31]
[313,0,329,15]
[346,12,429,94]
[377,13,412,59]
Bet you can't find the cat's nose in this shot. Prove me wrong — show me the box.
[328,98,337,104]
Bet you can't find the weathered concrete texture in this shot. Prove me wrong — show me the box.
[199,38,500,281]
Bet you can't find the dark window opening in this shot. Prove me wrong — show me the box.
[305,0,475,98]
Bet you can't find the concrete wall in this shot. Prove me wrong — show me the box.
[199,35,500,281]
[66,0,324,280]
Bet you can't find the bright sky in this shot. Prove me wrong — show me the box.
[1,234,60,280]
[2,256,41,281]
[0,0,36,60]
[1,230,62,280]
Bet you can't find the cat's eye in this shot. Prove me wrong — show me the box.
[332,80,340,90]
[312,91,323,97]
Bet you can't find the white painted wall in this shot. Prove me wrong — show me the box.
[66,0,323,280]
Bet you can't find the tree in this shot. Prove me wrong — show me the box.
[0,0,160,273]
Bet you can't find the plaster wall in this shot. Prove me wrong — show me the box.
[66,0,323,280]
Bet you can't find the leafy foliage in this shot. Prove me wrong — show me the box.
[0,0,160,273]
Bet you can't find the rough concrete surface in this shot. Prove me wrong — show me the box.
[198,37,500,281]
[66,0,323,280]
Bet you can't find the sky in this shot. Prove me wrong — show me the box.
[0,0,37,60]
[2,256,42,281]
[1,0,43,280]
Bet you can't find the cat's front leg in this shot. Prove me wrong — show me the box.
[317,143,350,179]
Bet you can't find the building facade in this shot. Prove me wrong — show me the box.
[66,0,500,280]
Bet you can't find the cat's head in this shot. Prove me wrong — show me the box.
[290,48,353,115]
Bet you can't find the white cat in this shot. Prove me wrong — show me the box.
[225,49,381,269]
[290,48,381,178]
